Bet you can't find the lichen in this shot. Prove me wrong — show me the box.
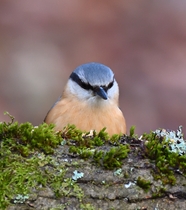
[113,168,122,176]
[72,170,84,181]
[154,125,186,155]
[13,194,29,204]
[142,126,186,185]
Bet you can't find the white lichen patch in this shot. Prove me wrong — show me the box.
[72,170,84,181]
[154,125,186,155]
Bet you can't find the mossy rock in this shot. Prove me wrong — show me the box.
[1,112,186,210]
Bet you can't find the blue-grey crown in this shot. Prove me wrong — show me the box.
[70,62,115,92]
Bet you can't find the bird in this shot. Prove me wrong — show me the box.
[44,62,126,136]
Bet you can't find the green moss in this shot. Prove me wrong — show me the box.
[0,150,67,209]
[69,144,129,170]
[152,186,166,198]
[0,113,131,209]
[0,113,86,209]
[136,177,151,192]
[109,133,122,145]
[51,177,84,201]
[102,145,129,169]
[64,124,130,169]
[63,125,109,148]
[129,125,136,138]
[1,112,62,156]
[0,113,132,209]
[93,150,104,166]
[3,111,186,208]
[142,130,186,185]
[69,146,93,159]
[124,171,129,178]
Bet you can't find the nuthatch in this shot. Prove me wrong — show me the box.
[44,62,126,136]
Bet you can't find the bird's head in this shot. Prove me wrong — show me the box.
[66,62,119,106]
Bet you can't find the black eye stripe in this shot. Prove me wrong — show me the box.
[70,72,92,90]
[70,72,114,92]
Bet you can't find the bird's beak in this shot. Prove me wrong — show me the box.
[95,87,108,100]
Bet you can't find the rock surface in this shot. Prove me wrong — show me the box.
[7,141,186,210]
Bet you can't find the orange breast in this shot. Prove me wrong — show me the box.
[45,94,126,136]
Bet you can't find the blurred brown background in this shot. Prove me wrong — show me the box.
[0,1,186,135]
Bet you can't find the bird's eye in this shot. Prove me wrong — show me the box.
[108,80,114,89]
[101,80,114,92]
